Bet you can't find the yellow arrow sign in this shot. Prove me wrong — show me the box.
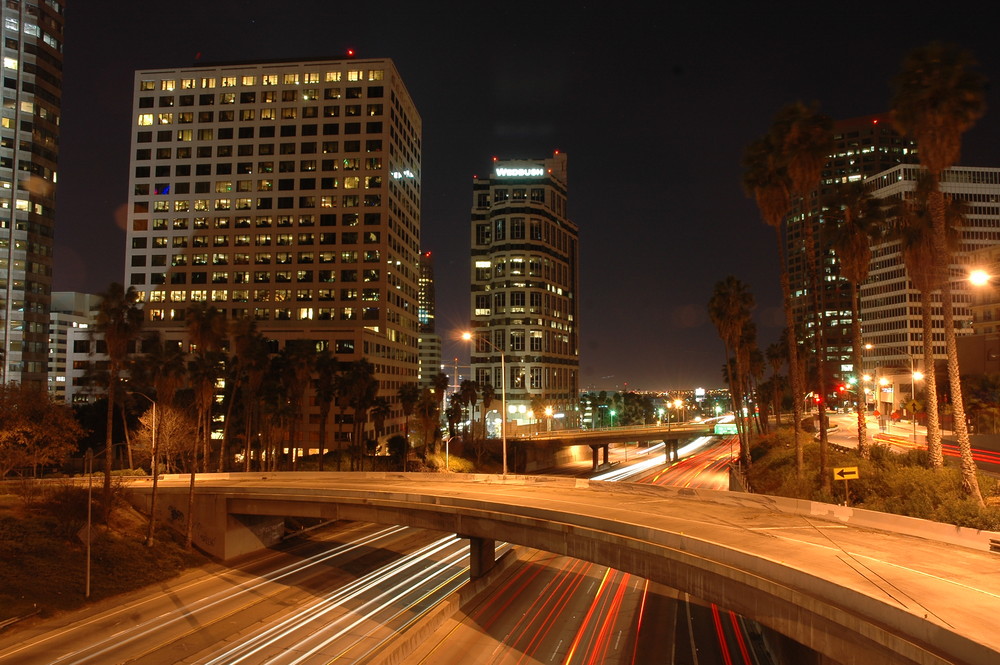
[833,466,859,480]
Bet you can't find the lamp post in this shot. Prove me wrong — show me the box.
[130,390,159,546]
[911,370,925,440]
[462,332,507,476]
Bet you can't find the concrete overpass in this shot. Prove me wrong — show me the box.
[129,473,1000,665]
[514,422,716,469]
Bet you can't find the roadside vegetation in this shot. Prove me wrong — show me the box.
[747,428,1000,530]
[0,479,205,623]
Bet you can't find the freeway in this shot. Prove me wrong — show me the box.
[0,523,505,665]
[401,437,777,665]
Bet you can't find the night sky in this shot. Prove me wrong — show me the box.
[54,2,1000,391]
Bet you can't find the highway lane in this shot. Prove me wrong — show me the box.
[403,436,774,665]
[0,523,502,665]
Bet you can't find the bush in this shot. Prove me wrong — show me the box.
[749,426,1000,530]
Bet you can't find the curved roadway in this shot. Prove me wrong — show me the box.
[139,472,1000,665]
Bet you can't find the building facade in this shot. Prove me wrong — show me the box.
[786,115,917,392]
[417,250,441,389]
[1,0,64,387]
[862,165,1000,413]
[48,291,105,404]
[469,152,579,426]
[123,57,422,443]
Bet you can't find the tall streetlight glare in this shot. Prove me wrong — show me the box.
[461,332,507,476]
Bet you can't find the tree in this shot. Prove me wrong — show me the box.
[397,382,420,464]
[131,404,197,475]
[0,383,83,478]
[826,183,884,458]
[94,282,144,521]
[892,173,950,469]
[772,102,834,490]
[344,359,378,470]
[220,320,271,471]
[315,351,341,471]
[279,340,316,470]
[370,396,391,447]
[415,388,441,457]
[185,303,226,472]
[480,383,496,439]
[459,379,479,441]
[891,42,987,504]
[743,133,804,476]
[708,276,755,467]
[765,340,787,425]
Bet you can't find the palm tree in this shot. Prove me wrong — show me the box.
[891,41,987,504]
[743,134,804,476]
[826,183,884,458]
[185,303,226,471]
[94,283,144,522]
[773,101,834,490]
[219,317,258,471]
[344,359,378,471]
[893,173,962,469]
[708,276,754,467]
[397,382,420,465]
[480,383,496,439]
[416,388,441,457]
[315,351,341,471]
[370,396,391,460]
[280,339,316,470]
[459,379,479,441]
[765,340,786,425]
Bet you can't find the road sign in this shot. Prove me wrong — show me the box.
[833,466,859,480]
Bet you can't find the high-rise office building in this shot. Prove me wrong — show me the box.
[862,165,1000,413]
[1,1,65,387]
[123,57,421,442]
[48,291,104,404]
[786,114,917,388]
[469,152,579,426]
[417,250,441,389]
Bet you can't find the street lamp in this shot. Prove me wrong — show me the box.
[129,390,159,547]
[461,331,507,476]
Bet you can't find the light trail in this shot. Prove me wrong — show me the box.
[202,534,469,665]
[48,524,412,665]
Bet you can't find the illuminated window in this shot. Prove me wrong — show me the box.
[161,80,176,91]
[201,77,216,88]
[137,113,153,126]
[325,72,342,82]
[262,74,278,85]
[221,76,236,87]
[283,73,300,85]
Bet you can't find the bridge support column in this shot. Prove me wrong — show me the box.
[589,444,601,470]
[603,444,609,466]
[667,440,679,462]
[467,536,496,579]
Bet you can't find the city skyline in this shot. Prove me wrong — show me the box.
[52,2,1000,390]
